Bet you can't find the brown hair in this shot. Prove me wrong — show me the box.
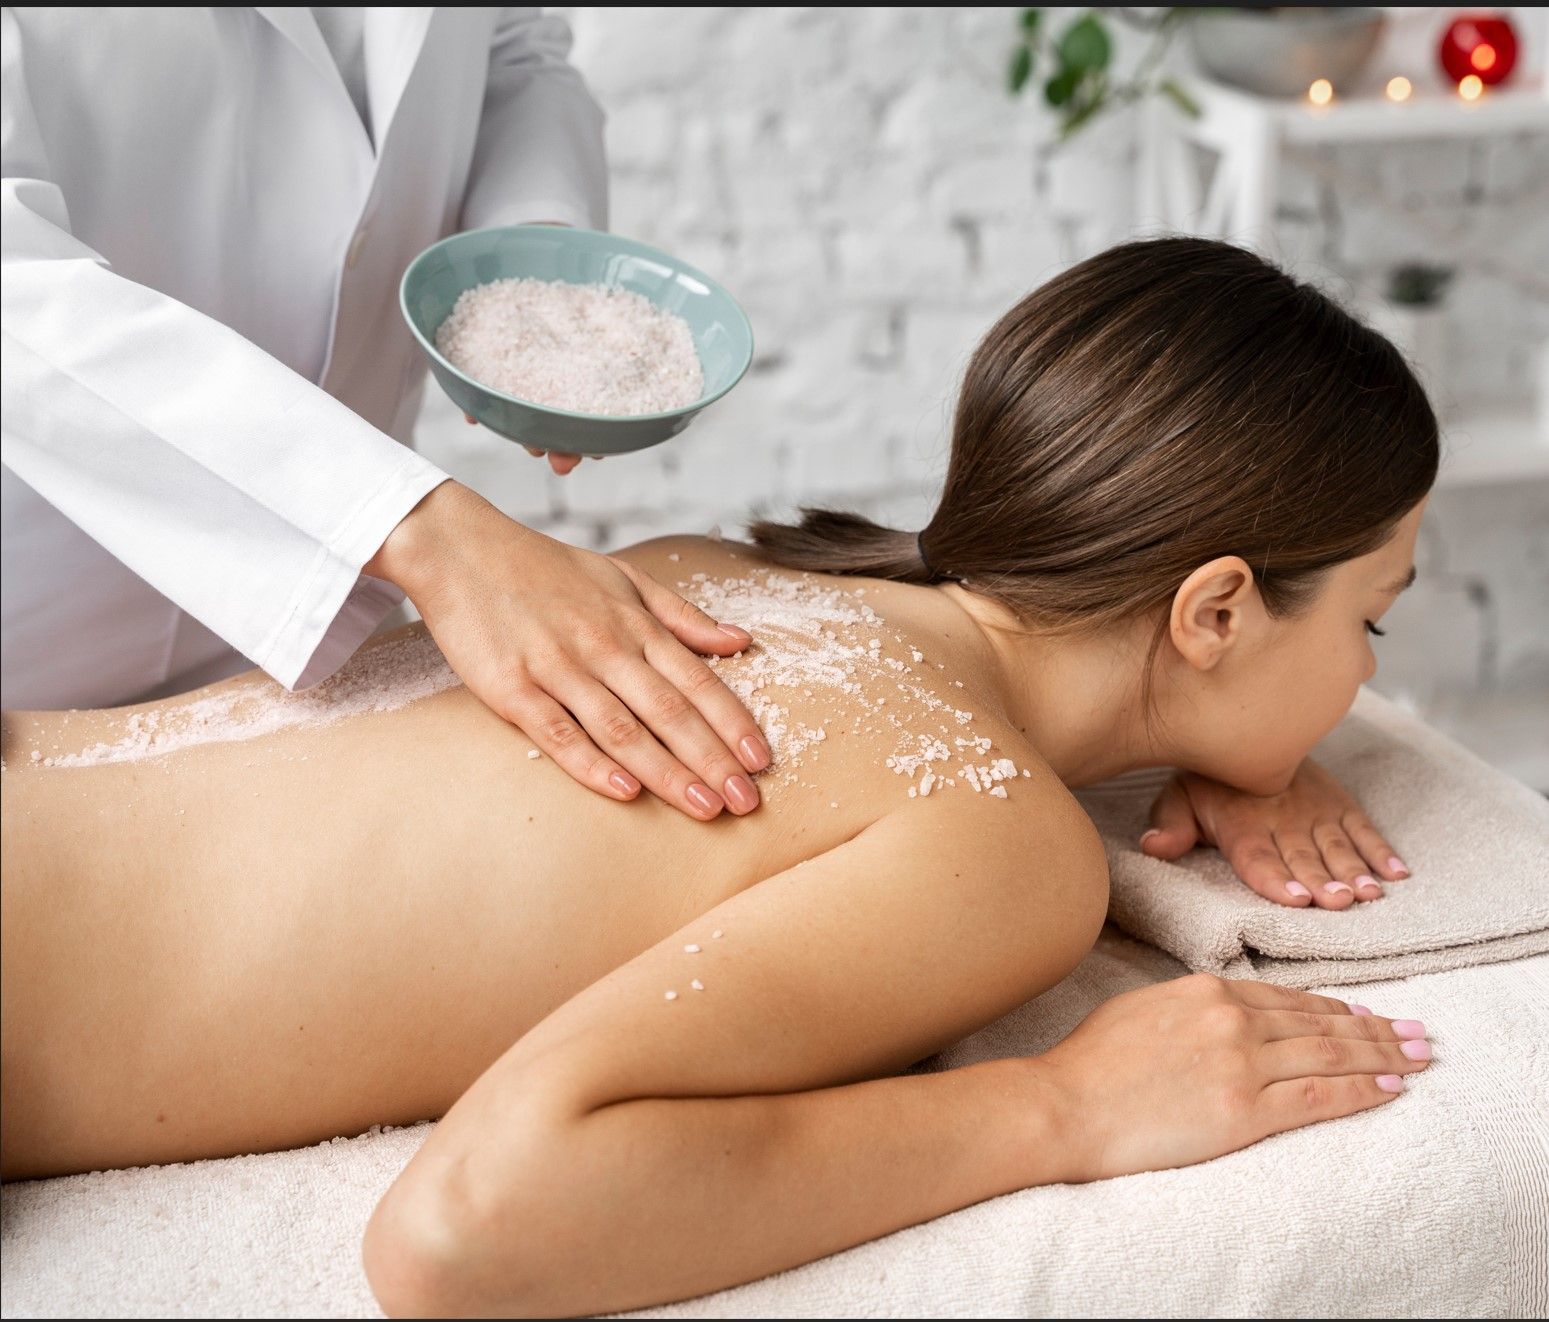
[748,236,1438,732]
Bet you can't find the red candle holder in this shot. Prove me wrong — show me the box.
[1439,13,1519,87]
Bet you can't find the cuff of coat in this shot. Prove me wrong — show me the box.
[257,460,451,691]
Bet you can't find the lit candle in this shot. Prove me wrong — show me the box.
[1458,73,1484,101]
[1308,78,1334,107]
[1385,76,1412,103]
[1470,43,1497,74]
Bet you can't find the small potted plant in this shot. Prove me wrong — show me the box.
[1006,8,1198,144]
[1363,263,1455,420]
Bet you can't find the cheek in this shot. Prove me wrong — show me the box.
[1251,636,1365,783]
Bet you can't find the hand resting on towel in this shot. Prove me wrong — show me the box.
[1138,756,1410,909]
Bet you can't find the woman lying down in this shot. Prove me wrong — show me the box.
[2,238,1437,1318]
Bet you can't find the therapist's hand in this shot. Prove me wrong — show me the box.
[364,481,771,821]
[462,411,589,475]
[1137,758,1410,910]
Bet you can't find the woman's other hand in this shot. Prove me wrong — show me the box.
[1035,973,1430,1182]
[365,481,771,821]
[1137,758,1409,909]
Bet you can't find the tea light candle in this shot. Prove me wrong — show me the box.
[1308,78,1334,107]
[1458,74,1484,102]
[1385,76,1412,103]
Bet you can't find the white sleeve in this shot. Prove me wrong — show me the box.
[459,7,609,232]
[0,12,448,691]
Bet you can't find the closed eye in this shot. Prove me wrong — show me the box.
[1365,620,1386,637]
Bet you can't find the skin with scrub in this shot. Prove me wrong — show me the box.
[1,239,1437,1318]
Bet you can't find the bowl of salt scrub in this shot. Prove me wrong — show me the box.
[401,224,754,456]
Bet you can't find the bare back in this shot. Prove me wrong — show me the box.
[1,536,1092,1178]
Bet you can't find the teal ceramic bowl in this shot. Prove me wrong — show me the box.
[400,225,754,456]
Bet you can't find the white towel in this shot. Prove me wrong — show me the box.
[4,936,1546,1319]
[1073,685,1549,987]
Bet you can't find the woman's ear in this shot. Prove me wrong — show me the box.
[1167,556,1258,671]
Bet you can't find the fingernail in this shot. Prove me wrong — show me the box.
[1324,880,1353,895]
[739,735,771,772]
[1376,1074,1405,1093]
[1140,829,1162,845]
[1286,881,1311,898]
[1355,875,1383,898]
[686,783,723,816]
[1391,1019,1427,1040]
[1387,855,1409,876]
[723,774,759,813]
[1400,1039,1433,1061]
[1349,1004,1373,1016]
[609,771,640,797]
[718,623,750,640]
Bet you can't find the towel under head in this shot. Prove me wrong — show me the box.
[1072,684,1549,987]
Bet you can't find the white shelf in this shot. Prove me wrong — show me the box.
[1190,76,1549,147]
[1139,73,1549,245]
[1436,407,1549,489]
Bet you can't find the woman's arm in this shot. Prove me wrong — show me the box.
[363,792,1428,1318]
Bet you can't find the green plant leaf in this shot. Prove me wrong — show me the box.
[1045,64,1080,107]
[1060,88,1108,139]
[1020,8,1042,38]
[1157,76,1201,117]
[1058,14,1111,72]
[1008,43,1034,95]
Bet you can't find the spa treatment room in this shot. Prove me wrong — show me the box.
[3,5,1547,1318]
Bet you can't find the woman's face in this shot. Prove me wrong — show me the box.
[1171,497,1428,796]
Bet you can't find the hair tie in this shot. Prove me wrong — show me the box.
[917,529,947,584]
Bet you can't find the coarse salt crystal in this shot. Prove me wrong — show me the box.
[691,979,705,991]
[664,990,678,1001]
[668,552,681,562]
[712,929,724,939]
[527,749,541,759]
[684,943,701,953]
[989,785,1008,798]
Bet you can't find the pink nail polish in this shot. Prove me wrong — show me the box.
[1391,1019,1427,1040]
[1349,1004,1373,1016]
[1387,855,1409,875]
[718,623,750,640]
[1140,829,1162,844]
[739,735,771,772]
[609,771,639,797]
[1286,881,1311,898]
[1400,1039,1432,1061]
[686,783,723,816]
[1355,875,1383,898]
[723,774,759,813]
[1324,880,1353,895]
[1375,1074,1405,1093]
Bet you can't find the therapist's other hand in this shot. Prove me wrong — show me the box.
[364,481,772,820]
[461,411,589,475]
[1137,758,1409,910]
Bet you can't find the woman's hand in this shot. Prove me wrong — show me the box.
[365,480,771,821]
[1034,973,1431,1183]
[1138,758,1410,909]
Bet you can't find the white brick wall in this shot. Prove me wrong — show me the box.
[412,6,1549,786]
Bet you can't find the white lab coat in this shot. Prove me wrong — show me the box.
[1,7,607,709]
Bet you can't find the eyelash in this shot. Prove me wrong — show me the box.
[1365,620,1386,637]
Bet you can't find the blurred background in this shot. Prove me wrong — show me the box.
[414,5,1549,792]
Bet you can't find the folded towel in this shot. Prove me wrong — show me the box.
[1072,684,1549,988]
